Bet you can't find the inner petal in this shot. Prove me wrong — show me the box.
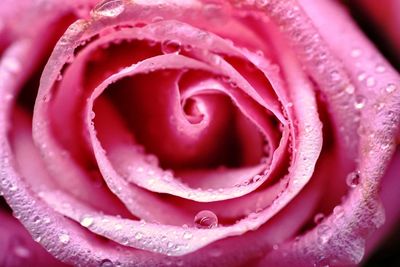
[102,70,265,170]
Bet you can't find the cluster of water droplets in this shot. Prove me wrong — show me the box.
[349,47,398,112]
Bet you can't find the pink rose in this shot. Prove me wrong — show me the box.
[0,0,399,266]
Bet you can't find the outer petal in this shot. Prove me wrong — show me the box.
[252,0,400,265]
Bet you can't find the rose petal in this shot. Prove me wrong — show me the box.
[255,0,400,265]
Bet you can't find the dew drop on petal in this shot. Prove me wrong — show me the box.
[313,213,325,224]
[366,77,376,87]
[346,171,360,188]
[375,65,386,73]
[152,16,164,23]
[350,48,361,58]
[80,217,94,228]
[11,237,31,259]
[209,247,223,257]
[134,232,143,240]
[344,84,355,94]
[183,231,193,240]
[357,72,366,81]
[329,70,340,81]
[59,233,70,244]
[100,259,114,267]
[161,40,181,54]
[33,216,41,224]
[194,210,218,229]
[4,57,21,74]
[252,174,263,183]
[4,237,32,266]
[286,102,293,108]
[317,225,331,245]
[333,205,344,219]
[354,95,366,109]
[92,0,125,18]
[385,83,397,93]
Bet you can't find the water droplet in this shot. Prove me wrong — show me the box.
[183,231,193,240]
[43,217,51,224]
[317,225,331,244]
[166,241,174,249]
[305,124,313,133]
[380,142,391,150]
[90,111,96,120]
[252,174,263,183]
[333,205,344,219]
[145,155,159,165]
[256,50,264,57]
[5,236,32,266]
[34,236,42,243]
[375,65,386,73]
[151,16,164,23]
[346,171,360,188]
[344,84,355,94]
[33,216,41,224]
[11,237,31,258]
[385,83,397,93]
[330,70,340,81]
[161,40,181,54]
[357,72,366,81]
[80,217,94,227]
[374,102,385,111]
[92,0,125,18]
[366,77,376,87]
[194,210,218,229]
[354,95,366,109]
[134,232,143,240]
[42,95,51,103]
[209,247,222,257]
[256,0,271,7]
[59,233,70,244]
[350,48,361,58]
[314,213,325,224]
[272,244,279,250]
[4,57,21,73]
[100,259,114,267]
[203,2,223,20]
[9,184,17,191]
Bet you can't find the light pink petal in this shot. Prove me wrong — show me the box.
[86,54,279,202]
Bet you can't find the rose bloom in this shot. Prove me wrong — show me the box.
[0,0,399,266]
